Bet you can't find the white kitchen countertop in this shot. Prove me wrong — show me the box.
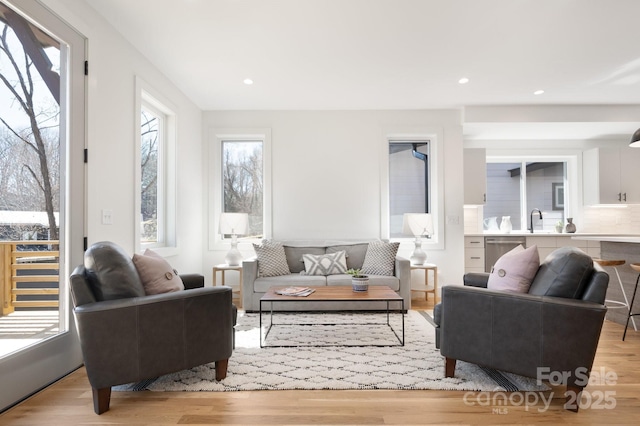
[465,232,609,237]
[570,235,640,243]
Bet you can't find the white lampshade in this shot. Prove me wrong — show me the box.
[218,212,249,236]
[402,213,434,237]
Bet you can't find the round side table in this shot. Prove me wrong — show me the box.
[410,263,438,303]
[212,264,243,308]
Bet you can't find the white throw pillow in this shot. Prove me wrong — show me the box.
[132,249,184,295]
[253,240,291,277]
[302,250,347,276]
[487,244,540,293]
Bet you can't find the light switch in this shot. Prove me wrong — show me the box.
[446,215,460,225]
[102,209,113,225]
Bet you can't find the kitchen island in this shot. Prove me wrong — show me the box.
[572,235,640,331]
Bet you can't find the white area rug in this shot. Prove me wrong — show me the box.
[118,311,548,392]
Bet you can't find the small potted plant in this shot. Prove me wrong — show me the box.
[555,220,564,233]
[347,268,369,292]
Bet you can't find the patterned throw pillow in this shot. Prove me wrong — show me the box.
[253,240,291,277]
[360,241,400,276]
[302,250,348,276]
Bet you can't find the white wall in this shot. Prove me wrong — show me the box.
[43,0,204,273]
[203,110,465,292]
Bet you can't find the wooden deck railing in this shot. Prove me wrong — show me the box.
[0,241,59,316]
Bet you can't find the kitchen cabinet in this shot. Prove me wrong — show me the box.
[464,148,486,205]
[583,147,640,205]
[464,236,485,273]
[464,235,599,275]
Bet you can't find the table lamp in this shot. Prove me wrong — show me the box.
[219,212,249,266]
[402,213,433,265]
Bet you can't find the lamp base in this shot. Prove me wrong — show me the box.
[410,237,427,266]
[225,235,243,266]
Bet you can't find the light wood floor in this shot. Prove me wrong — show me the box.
[1,296,639,425]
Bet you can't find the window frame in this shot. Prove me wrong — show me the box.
[485,152,580,230]
[208,128,272,251]
[134,77,177,254]
[381,127,445,250]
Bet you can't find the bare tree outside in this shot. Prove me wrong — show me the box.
[140,109,159,242]
[222,141,263,238]
[0,9,60,241]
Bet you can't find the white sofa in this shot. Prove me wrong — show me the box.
[241,240,411,311]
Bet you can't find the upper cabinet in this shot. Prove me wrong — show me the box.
[464,148,487,205]
[583,147,640,205]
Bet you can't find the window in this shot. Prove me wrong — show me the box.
[221,140,263,238]
[140,105,163,244]
[382,128,444,248]
[485,160,569,232]
[209,129,271,249]
[136,80,176,251]
[388,141,431,238]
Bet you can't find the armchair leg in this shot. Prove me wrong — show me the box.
[215,359,229,381]
[92,387,111,414]
[445,357,456,378]
[564,384,583,412]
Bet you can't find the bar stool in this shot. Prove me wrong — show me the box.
[593,258,638,340]
[624,263,640,340]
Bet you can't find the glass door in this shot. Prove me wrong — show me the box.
[0,0,85,411]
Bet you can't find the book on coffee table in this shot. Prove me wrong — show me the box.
[275,287,315,297]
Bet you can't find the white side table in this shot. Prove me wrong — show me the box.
[212,264,243,308]
[410,263,438,302]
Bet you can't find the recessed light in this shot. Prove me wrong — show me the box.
[458,77,469,84]
[534,89,544,95]
[243,78,253,85]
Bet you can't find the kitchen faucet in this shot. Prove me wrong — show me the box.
[529,208,543,233]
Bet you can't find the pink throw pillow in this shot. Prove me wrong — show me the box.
[132,249,184,295]
[487,245,539,293]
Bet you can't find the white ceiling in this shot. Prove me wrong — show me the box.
[84,0,640,138]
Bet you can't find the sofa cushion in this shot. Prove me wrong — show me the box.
[302,250,348,275]
[326,243,369,270]
[254,275,327,292]
[361,241,400,276]
[83,241,146,301]
[487,245,539,293]
[132,249,184,295]
[283,245,326,273]
[253,240,291,277]
[528,246,594,299]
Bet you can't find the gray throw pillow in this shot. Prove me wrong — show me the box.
[360,241,400,276]
[253,240,291,277]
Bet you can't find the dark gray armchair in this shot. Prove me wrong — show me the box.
[434,246,609,411]
[70,241,236,414]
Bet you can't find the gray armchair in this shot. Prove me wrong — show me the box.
[70,241,236,414]
[434,246,609,411]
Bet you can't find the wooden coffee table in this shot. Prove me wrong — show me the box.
[259,286,404,347]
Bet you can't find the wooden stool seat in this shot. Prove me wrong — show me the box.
[630,263,640,273]
[593,259,625,267]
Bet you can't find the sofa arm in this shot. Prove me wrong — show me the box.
[440,285,607,382]
[242,258,258,309]
[73,286,234,390]
[180,273,204,290]
[463,272,489,288]
[395,256,411,310]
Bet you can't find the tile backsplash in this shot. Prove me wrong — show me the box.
[581,205,640,234]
